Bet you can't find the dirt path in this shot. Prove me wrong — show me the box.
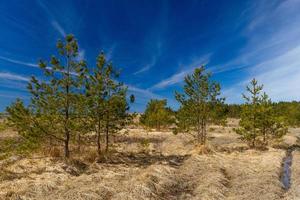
[157,155,228,200]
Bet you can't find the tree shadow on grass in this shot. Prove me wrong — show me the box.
[114,135,166,145]
[97,152,190,168]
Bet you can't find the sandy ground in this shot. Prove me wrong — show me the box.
[0,119,300,200]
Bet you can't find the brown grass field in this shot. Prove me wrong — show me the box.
[0,119,300,200]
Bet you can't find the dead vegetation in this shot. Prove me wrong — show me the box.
[0,121,300,200]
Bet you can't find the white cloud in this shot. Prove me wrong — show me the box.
[150,54,211,90]
[134,39,163,75]
[215,0,300,103]
[150,71,186,90]
[37,0,67,37]
[134,57,156,75]
[0,93,29,99]
[51,20,66,37]
[0,72,30,82]
[252,45,300,101]
[105,45,116,61]
[223,44,300,103]
[126,83,178,112]
[0,55,38,68]
[77,49,85,61]
[127,84,162,99]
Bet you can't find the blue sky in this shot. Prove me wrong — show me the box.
[1,0,300,112]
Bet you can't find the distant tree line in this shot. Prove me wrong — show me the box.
[223,101,300,127]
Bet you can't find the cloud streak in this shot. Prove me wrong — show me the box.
[0,72,30,82]
[134,57,157,75]
[0,92,29,100]
[51,21,66,37]
[127,84,162,99]
[150,54,211,90]
[36,0,66,37]
[134,39,163,75]
[0,55,38,68]
[214,0,300,103]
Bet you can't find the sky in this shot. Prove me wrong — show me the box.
[1,0,300,112]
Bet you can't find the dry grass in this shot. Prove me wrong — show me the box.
[0,122,299,200]
[223,149,285,200]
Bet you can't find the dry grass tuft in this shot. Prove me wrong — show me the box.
[189,143,215,155]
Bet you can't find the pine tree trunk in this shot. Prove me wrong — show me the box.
[158,121,161,131]
[200,119,204,145]
[97,119,101,156]
[252,137,255,148]
[197,117,201,143]
[77,133,81,152]
[64,55,70,158]
[105,112,109,153]
[105,124,109,153]
[263,127,266,144]
[49,137,52,150]
[64,133,70,158]
[202,120,206,145]
[64,88,70,158]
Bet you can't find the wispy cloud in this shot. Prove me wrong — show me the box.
[214,0,300,103]
[0,72,30,82]
[51,20,66,37]
[36,0,66,37]
[150,71,186,90]
[150,54,211,90]
[134,57,156,75]
[105,45,116,61]
[126,83,178,112]
[0,54,80,76]
[0,55,38,68]
[76,49,85,61]
[223,43,300,103]
[127,84,162,99]
[134,40,163,75]
[251,45,300,101]
[0,92,29,100]
[206,1,300,78]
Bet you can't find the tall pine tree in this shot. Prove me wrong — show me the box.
[175,66,224,144]
[28,34,86,158]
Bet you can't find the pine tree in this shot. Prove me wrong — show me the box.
[173,104,192,134]
[86,52,108,155]
[175,66,224,144]
[27,34,87,158]
[86,52,130,154]
[6,99,36,141]
[236,79,287,147]
[236,79,263,147]
[6,99,43,152]
[102,80,129,153]
[140,99,174,130]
